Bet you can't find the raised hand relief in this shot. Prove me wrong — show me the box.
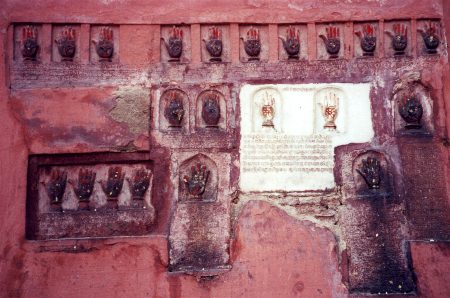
[319,26,341,58]
[279,26,300,60]
[399,96,423,129]
[127,168,151,200]
[203,26,223,62]
[45,169,67,205]
[356,157,382,190]
[241,27,261,61]
[21,26,39,61]
[100,166,125,199]
[161,26,183,62]
[202,93,221,126]
[92,26,114,61]
[70,169,96,202]
[183,163,210,200]
[418,22,440,54]
[319,92,339,129]
[355,24,376,56]
[385,23,408,55]
[55,26,76,61]
[164,91,184,127]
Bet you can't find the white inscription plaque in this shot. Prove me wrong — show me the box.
[240,83,374,192]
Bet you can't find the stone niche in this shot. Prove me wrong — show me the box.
[26,153,155,240]
[239,83,374,192]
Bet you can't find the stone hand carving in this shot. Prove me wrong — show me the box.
[355,24,376,56]
[161,26,183,62]
[261,91,275,127]
[164,91,185,127]
[319,92,339,129]
[319,26,341,58]
[241,27,261,61]
[45,169,67,204]
[100,166,125,199]
[127,168,151,200]
[203,26,223,62]
[385,23,408,55]
[92,27,114,61]
[183,163,210,200]
[399,96,423,129]
[21,26,39,61]
[418,22,440,54]
[356,157,381,190]
[70,169,96,202]
[202,93,221,126]
[55,26,76,61]
[279,26,300,60]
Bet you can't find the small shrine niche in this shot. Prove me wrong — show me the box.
[159,88,189,132]
[196,89,226,130]
[178,154,218,202]
[352,150,393,198]
[314,86,346,133]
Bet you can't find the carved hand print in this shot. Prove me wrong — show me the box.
[399,96,423,129]
[45,169,67,204]
[279,26,300,59]
[203,26,223,61]
[70,169,96,202]
[100,166,125,199]
[21,26,39,60]
[385,23,408,55]
[55,26,76,61]
[357,157,381,190]
[92,26,114,61]
[319,92,339,129]
[127,168,151,200]
[418,22,440,54]
[319,26,341,58]
[161,26,183,61]
[202,93,221,126]
[164,91,185,127]
[241,27,261,61]
[183,163,210,200]
[355,24,376,56]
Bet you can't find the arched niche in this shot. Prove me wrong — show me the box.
[159,88,189,132]
[178,153,218,202]
[196,89,226,130]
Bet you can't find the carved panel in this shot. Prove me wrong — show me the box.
[52,24,81,62]
[278,24,308,61]
[354,21,379,58]
[160,25,191,63]
[239,25,269,62]
[201,24,230,63]
[384,20,412,57]
[26,153,155,240]
[416,19,443,56]
[158,88,189,132]
[90,25,119,63]
[14,24,42,62]
[196,89,226,130]
[317,23,344,60]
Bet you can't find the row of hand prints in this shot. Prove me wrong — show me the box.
[18,21,441,62]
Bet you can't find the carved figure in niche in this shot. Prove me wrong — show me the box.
[92,27,114,61]
[418,22,440,54]
[319,92,339,129]
[21,26,39,61]
[202,93,221,127]
[203,26,223,62]
[260,91,275,127]
[69,169,96,202]
[241,27,261,61]
[164,91,185,127]
[55,26,76,61]
[279,26,300,60]
[100,166,125,199]
[399,96,423,129]
[45,169,67,205]
[355,24,376,56]
[319,26,340,59]
[385,24,408,55]
[161,26,183,62]
[127,168,151,200]
[356,157,381,190]
[183,163,210,200]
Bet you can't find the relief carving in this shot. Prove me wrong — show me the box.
[261,91,275,128]
[203,26,223,62]
[127,168,152,200]
[279,25,300,60]
[319,92,339,129]
[45,169,67,206]
[355,24,376,56]
[202,94,221,127]
[161,26,183,62]
[55,26,76,61]
[319,26,341,59]
[356,157,381,190]
[385,23,408,55]
[164,90,185,127]
[417,21,440,54]
[183,163,210,200]
[352,151,392,197]
[399,96,423,129]
[92,26,114,62]
[69,168,96,209]
[241,27,261,61]
[100,166,125,208]
[21,25,39,61]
